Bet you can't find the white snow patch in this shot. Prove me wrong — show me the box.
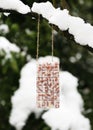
[32,1,93,48]
[0,36,20,54]
[3,13,10,16]
[0,0,30,14]
[32,1,58,19]
[42,71,91,130]
[0,24,9,34]
[49,9,69,30]
[9,59,43,130]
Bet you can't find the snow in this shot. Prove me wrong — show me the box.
[32,1,56,19]
[0,37,20,65]
[59,71,84,112]
[3,13,10,16]
[49,9,69,30]
[42,71,91,130]
[0,36,20,54]
[0,0,30,14]
[0,36,20,53]
[42,109,90,130]
[32,1,93,48]
[9,56,90,130]
[9,59,43,130]
[0,24,9,34]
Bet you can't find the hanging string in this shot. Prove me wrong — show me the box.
[36,14,40,61]
[36,14,54,62]
[51,25,54,61]
[51,0,55,62]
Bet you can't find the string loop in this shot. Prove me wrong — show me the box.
[36,15,54,61]
[52,25,54,61]
[36,14,40,61]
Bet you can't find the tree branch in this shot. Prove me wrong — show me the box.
[0,8,18,13]
[60,0,70,10]
[54,0,93,53]
[52,24,93,53]
[0,7,93,53]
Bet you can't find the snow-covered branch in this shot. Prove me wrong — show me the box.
[0,37,20,53]
[0,1,93,52]
[0,0,30,14]
[32,1,93,51]
[0,36,20,61]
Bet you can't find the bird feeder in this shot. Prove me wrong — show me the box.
[36,15,60,108]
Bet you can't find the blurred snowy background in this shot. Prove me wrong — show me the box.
[0,0,93,130]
